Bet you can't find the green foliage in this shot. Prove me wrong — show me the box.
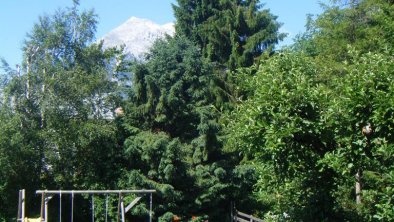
[226,51,339,221]
[128,35,213,140]
[291,1,394,219]
[321,49,394,221]
[173,0,285,69]
[0,109,41,220]
[0,5,125,220]
[293,0,394,60]
[119,35,237,221]
[2,0,392,221]
[226,3,394,217]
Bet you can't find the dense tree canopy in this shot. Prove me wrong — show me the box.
[0,3,125,220]
[226,0,394,221]
[226,52,340,221]
[293,0,394,60]
[1,0,393,221]
[173,0,285,69]
[119,35,251,221]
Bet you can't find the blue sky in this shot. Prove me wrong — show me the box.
[0,0,328,68]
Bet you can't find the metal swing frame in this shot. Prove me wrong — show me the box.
[19,189,156,222]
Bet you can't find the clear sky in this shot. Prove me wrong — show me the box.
[0,0,328,69]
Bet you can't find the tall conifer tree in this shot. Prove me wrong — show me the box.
[121,35,242,221]
[173,0,285,69]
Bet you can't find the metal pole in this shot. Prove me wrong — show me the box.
[120,194,125,222]
[71,192,74,222]
[44,196,49,222]
[22,189,25,221]
[105,195,108,222]
[149,193,152,222]
[59,191,62,222]
[40,193,44,221]
[117,194,121,222]
[17,189,25,221]
[91,195,95,222]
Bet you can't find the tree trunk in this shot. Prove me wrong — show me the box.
[355,168,362,204]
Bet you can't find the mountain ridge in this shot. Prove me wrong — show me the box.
[101,17,175,58]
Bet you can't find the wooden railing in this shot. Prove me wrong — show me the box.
[234,210,264,222]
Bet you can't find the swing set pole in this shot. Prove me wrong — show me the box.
[105,194,109,222]
[149,193,153,222]
[91,195,95,222]
[71,192,74,222]
[59,191,62,222]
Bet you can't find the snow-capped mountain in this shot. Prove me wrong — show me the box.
[101,17,175,58]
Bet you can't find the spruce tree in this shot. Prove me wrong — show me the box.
[173,0,285,69]
[121,35,234,221]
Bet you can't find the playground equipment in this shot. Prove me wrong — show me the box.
[17,189,156,222]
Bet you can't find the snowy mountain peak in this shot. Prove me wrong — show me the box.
[101,17,175,59]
